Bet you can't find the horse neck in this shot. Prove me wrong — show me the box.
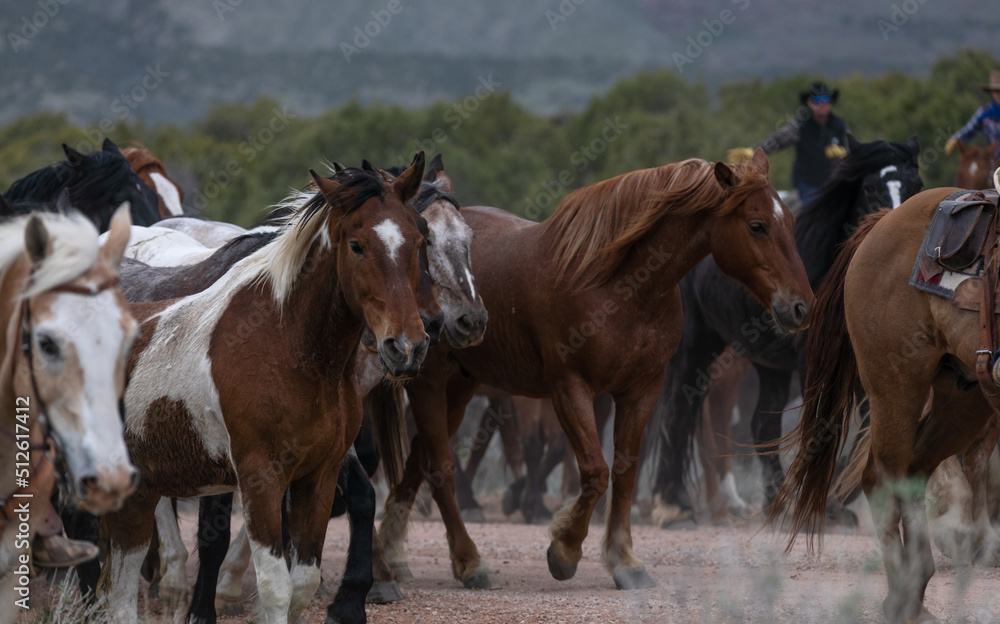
[276,246,363,379]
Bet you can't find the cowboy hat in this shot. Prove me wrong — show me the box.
[799,81,839,105]
[982,70,1000,92]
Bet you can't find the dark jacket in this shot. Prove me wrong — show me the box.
[754,111,850,187]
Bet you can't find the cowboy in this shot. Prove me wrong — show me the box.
[945,70,1000,162]
[728,81,851,206]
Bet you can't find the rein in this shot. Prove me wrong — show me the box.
[976,219,1000,411]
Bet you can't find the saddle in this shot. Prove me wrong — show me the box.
[918,190,998,281]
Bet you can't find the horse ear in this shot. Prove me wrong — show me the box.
[24,215,50,265]
[309,169,343,207]
[62,143,84,166]
[750,147,769,176]
[361,160,377,173]
[846,132,862,152]
[713,161,737,191]
[102,138,120,153]
[392,152,426,203]
[331,161,346,173]
[905,134,920,157]
[425,154,444,181]
[0,195,12,217]
[55,188,72,213]
[99,202,133,271]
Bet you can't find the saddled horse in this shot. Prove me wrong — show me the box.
[646,136,923,526]
[771,175,1000,623]
[95,159,431,624]
[0,206,137,622]
[1,138,161,232]
[954,139,999,190]
[376,149,813,591]
[122,144,187,218]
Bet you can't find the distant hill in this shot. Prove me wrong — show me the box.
[1,0,998,124]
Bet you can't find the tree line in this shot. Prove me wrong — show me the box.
[0,48,995,227]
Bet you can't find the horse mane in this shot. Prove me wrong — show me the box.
[245,167,387,304]
[541,159,770,291]
[3,147,137,211]
[121,145,166,175]
[793,139,919,288]
[0,211,99,298]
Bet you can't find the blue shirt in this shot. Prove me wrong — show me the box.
[953,101,1000,157]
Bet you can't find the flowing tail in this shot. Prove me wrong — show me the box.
[366,384,408,487]
[768,208,890,551]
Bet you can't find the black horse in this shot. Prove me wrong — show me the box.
[646,135,924,522]
[2,138,160,231]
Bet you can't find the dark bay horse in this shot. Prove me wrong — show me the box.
[647,136,923,525]
[122,144,187,218]
[95,160,430,624]
[0,206,137,621]
[378,149,814,591]
[1,138,161,231]
[771,181,1000,623]
[954,139,998,190]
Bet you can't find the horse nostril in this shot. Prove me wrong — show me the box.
[79,476,98,500]
[793,301,808,325]
[128,470,140,491]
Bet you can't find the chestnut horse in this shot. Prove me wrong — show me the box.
[772,179,1000,623]
[96,159,431,624]
[378,149,814,591]
[954,139,999,190]
[122,145,187,218]
[0,205,137,622]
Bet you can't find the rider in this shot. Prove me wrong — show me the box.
[728,81,850,206]
[944,70,1000,161]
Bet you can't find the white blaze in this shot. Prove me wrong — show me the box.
[886,180,903,208]
[374,219,404,262]
[149,172,184,216]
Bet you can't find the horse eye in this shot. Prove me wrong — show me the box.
[38,335,61,360]
[349,241,364,256]
[749,221,768,236]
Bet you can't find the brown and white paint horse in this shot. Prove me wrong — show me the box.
[96,158,431,624]
[122,145,186,219]
[0,206,137,622]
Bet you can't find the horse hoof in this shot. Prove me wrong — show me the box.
[502,479,526,516]
[391,563,414,583]
[157,585,188,609]
[651,503,690,528]
[461,507,486,523]
[463,570,501,590]
[215,595,245,616]
[367,581,406,604]
[546,545,577,581]
[613,567,656,590]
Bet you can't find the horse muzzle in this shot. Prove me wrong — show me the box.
[74,464,139,514]
[378,334,430,380]
[770,292,811,333]
[444,308,488,349]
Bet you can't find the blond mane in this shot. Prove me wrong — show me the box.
[540,158,770,291]
[0,212,100,298]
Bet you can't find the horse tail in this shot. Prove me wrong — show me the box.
[768,208,889,552]
[832,422,870,501]
[366,384,408,487]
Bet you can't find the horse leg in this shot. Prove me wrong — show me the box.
[97,493,159,624]
[148,497,190,609]
[750,365,792,507]
[285,464,341,624]
[453,448,484,522]
[240,472,295,624]
[696,396,724,521]
[379,435,427,582]
[185,493,234,624]
[958,413,1000,566]
[325,454,376,624]
[709,355,754,519]
[545,378,608,583]
[601,387,660,590]
[215,520,251,615]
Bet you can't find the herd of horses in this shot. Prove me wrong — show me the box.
[0,133,998,624]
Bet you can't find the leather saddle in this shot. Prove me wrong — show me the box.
[918,190,998,282]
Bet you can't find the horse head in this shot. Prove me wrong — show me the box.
[310,153,431,380]
[62,139,161,229]
[860,134,923,211]
[710,148,813,333]
[5,204,138,513]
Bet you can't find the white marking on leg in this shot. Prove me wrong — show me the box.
[217,523,252,605]
[154,498,189,598]
[149,172,184,216]
[374,219,404,262]
[288,550,322,624]
[886,180,903,208]
[102,546,148,624]
[720,471,750,512]
[249,538,292,624]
